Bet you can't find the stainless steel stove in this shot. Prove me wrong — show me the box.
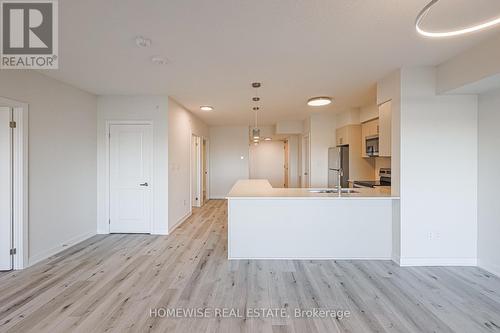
[353,168,391,188]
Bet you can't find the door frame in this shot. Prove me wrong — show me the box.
[302,133,311,188]
[0,97,29,270]
[190,134,202,208]
[105,120,154,234]
[283,140,289,188]
[190,134,210,207]
[201,137,209,203]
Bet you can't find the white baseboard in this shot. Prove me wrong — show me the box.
[28,231,96,267]
[228,257,392,260]
[399,257,477,267]
[151,227,168,235]
[209,196,226,200]
[478,260,500,278]
[392,254,401,265]
[168,211,192,234]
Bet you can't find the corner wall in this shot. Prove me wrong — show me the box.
[309,112,336,187]
[209,126,249,198]
[0,71,97,265]
[168,99,208,232]
[477,89,500,276]
[399,67,478,266]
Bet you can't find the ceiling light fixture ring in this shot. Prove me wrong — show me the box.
[416,0,500,37]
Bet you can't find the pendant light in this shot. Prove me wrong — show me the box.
[251,82,262,143]
[252,107,260,140]
[416,0,500,38]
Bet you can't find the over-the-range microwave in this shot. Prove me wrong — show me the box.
[366,135,379,157]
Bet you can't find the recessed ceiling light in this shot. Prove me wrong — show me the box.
[151,56,168,65]
[307,97,332,107]
[264,137,272,141]
[200,106,214,111]
[416,0,500,38]
[135,36,151,48]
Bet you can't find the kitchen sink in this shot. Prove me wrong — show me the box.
[308,189,359,194]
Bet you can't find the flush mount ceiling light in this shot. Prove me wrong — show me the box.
[307,96,332,107]
[151,56,168,65]
[264,137,272,141]
[200,106,214,111]
[416,0,500,37]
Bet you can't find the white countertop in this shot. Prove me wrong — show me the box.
[227,179,399,200]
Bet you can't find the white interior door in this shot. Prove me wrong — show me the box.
[109,124,152,233]
[0,107,12,270]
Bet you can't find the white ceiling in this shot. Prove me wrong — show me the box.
[41,0,500,125]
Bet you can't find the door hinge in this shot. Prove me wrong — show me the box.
[108,219,111,225]
[10,248,16,255]
[9,121,16,128]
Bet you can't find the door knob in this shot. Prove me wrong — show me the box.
[139,182,149,187]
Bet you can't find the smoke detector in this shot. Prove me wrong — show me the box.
[135,36,152,48]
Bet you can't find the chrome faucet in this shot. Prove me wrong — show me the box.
[329,167,343,192]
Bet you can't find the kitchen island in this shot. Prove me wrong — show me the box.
[226,179,399,260]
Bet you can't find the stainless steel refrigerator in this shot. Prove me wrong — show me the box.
[328,146,349,188]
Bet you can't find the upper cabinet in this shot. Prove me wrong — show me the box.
[378,101,392,157]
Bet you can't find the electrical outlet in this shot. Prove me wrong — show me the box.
[183,200,187,206]
[428,232,441,241]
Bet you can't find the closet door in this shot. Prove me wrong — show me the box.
[0,107,12,271]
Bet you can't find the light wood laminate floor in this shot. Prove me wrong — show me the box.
[1,200,500,333]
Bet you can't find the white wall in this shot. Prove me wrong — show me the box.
[336,108,360,128]
[0,71,97,265]
[249,141,285,188]
[437,33,500,94]
[209,126,249,198]
[309,112,336,187]
[398,67,478,266]
[477,89,500,276]
[276,120,303,134]
[360,104,378,123]
[97,96,168,234]
[168,98,208,231]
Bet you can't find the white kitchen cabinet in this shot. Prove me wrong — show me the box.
[379,101,392,157]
